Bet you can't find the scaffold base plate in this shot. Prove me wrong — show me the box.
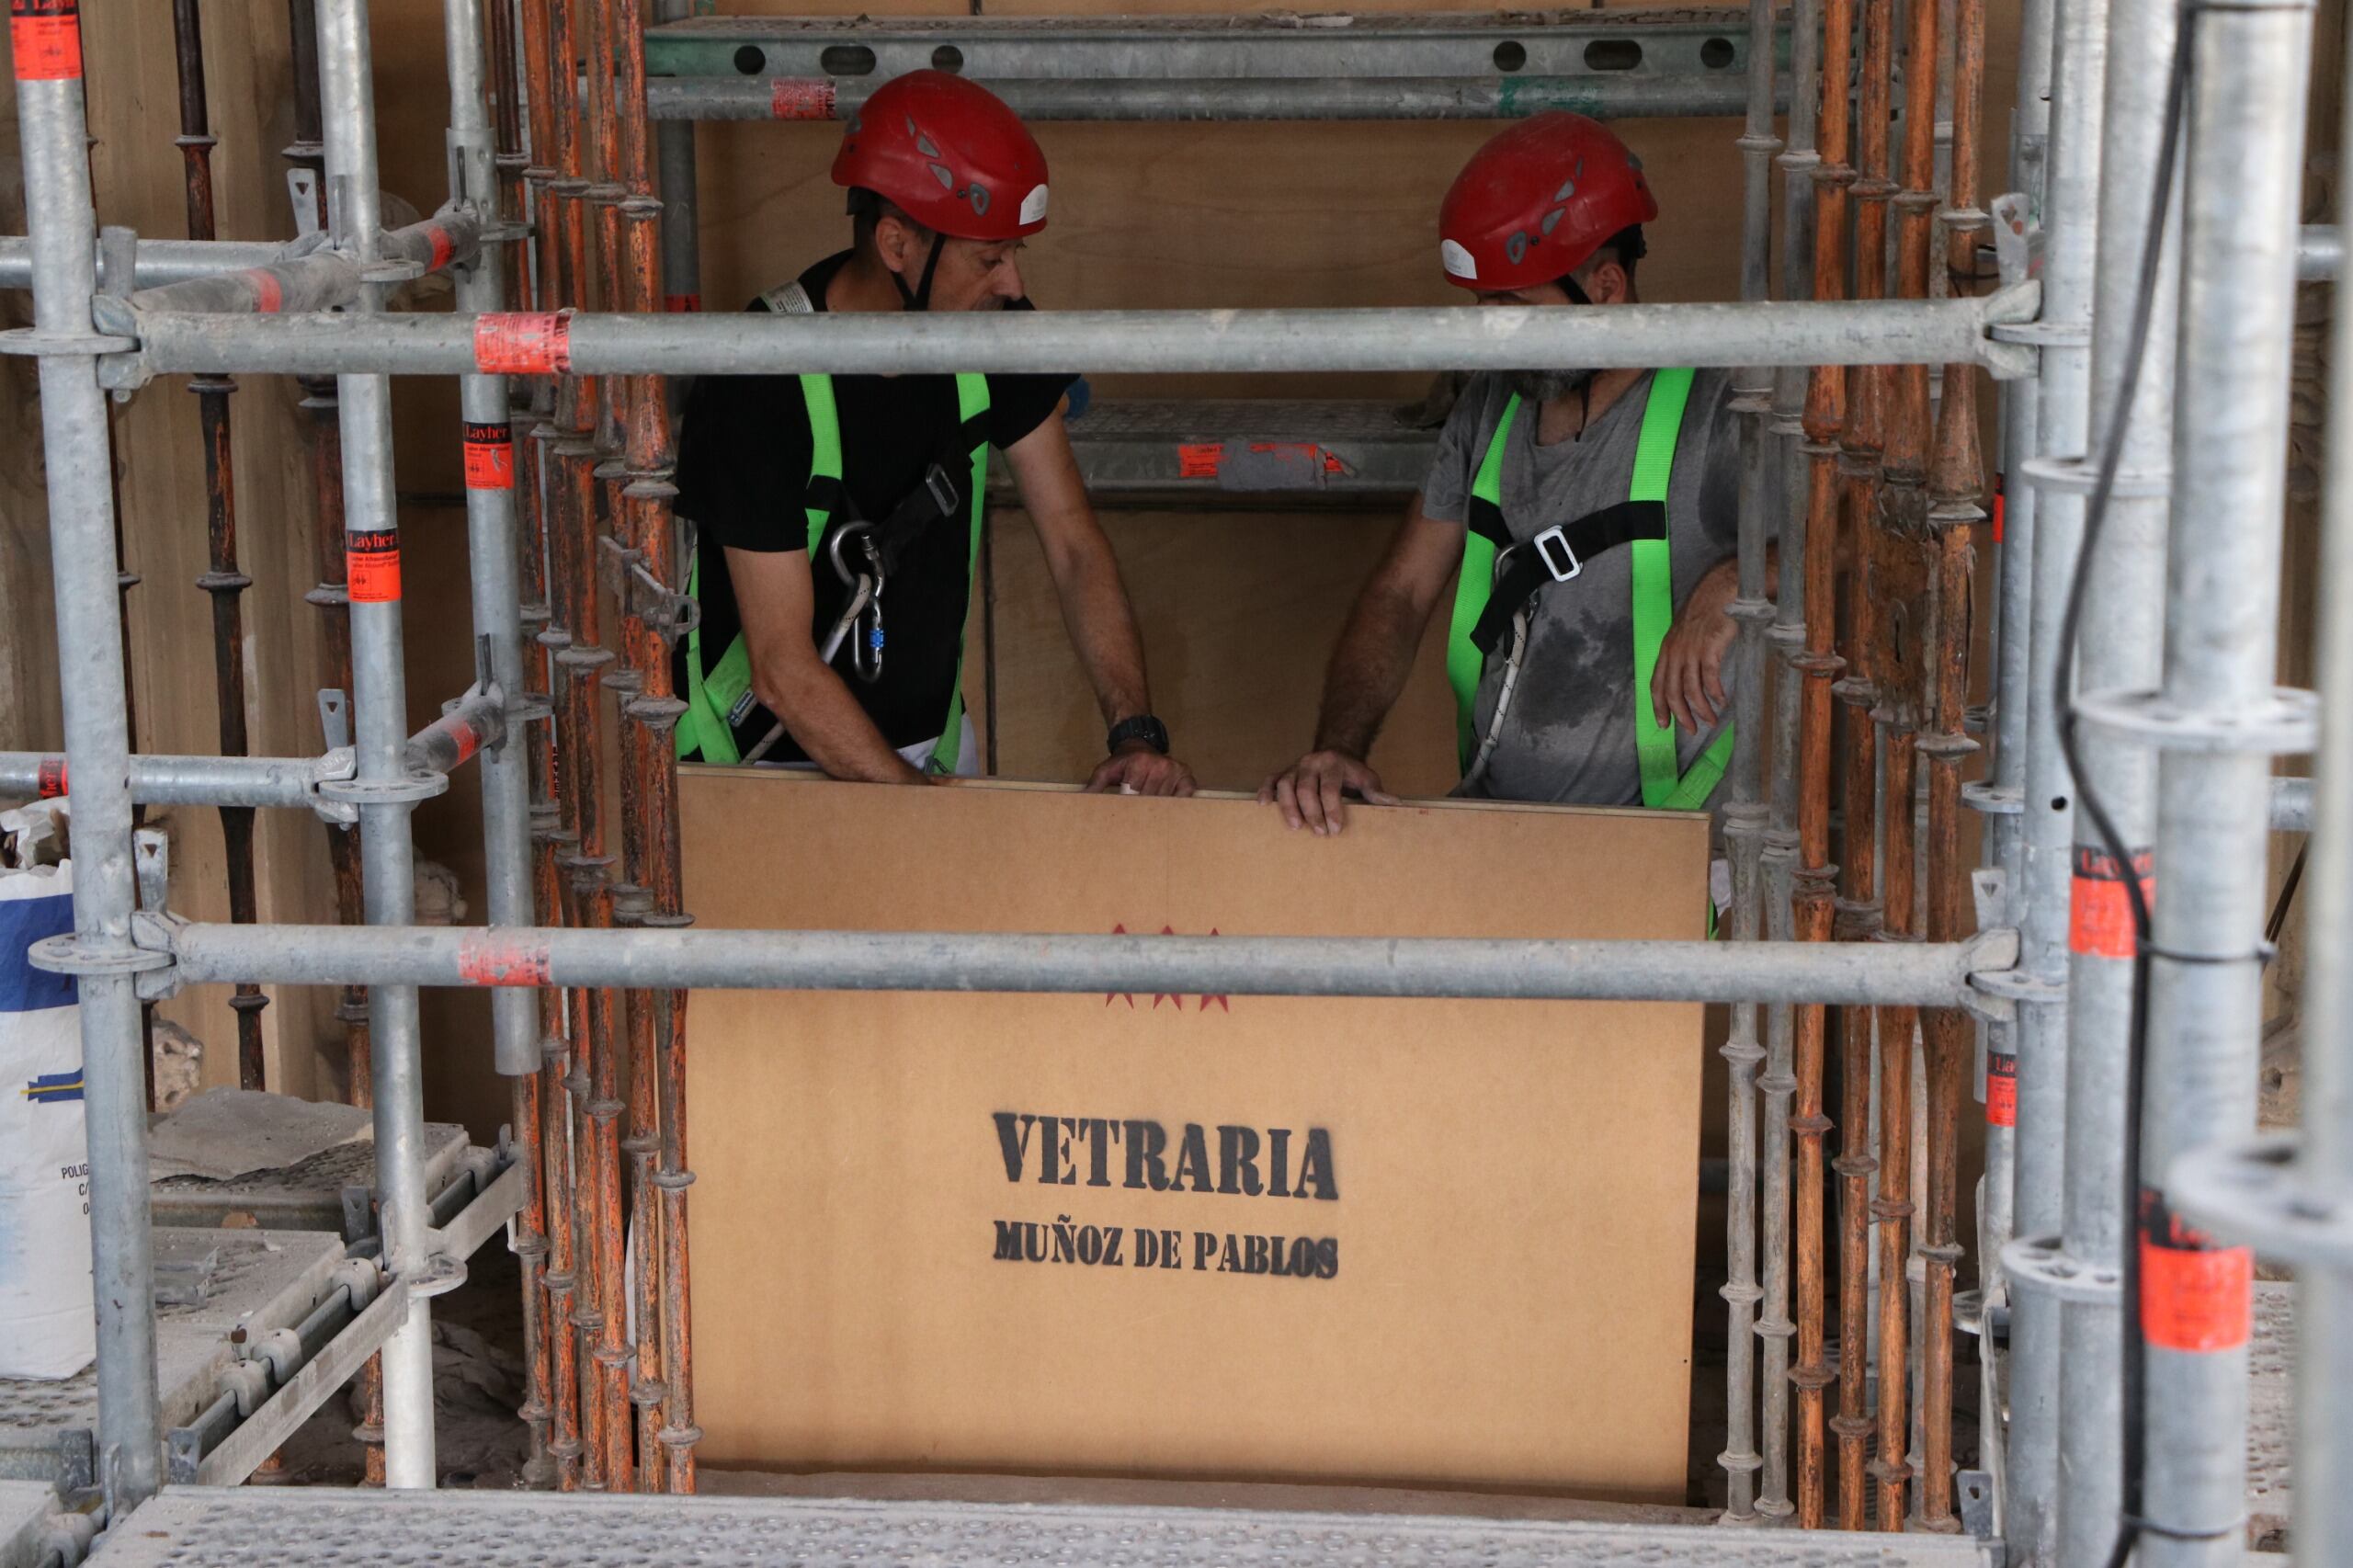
[88,1486,2003,1567]
[0,1229,345,1483]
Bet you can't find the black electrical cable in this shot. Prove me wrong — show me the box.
[2049,6,2197,1564]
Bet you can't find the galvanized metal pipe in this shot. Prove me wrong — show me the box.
[653,0,699,316]
[115,292,2037,380]
[10,0,165,1511]
[0,234,288,291]
[2050,0,2180,1553]
[316,0,441,1491]
[2300,223,2344,278]
[644,74,1776,124]
[96,212,483,330]
[1996,0,2109,1546]
[153,922,2015,1006]
[441,0,548,1490]
[2272,24,2353,1561]
[2135,1,2312,1560]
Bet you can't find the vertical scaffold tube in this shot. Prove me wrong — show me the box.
[2283,15,2353,1558]
[1787,0,1859,1524]
[12,0,165,1511]
[441,0,551,1486]
[1727,0,1785,1525]
[316,0,443,1489]
[513,0,585,1494]
[1761,0,1821,1502]
[609,0,702,1495]
[2050,0,2179,1551]
[170,0,271,1088]
[1996,0,2106,1546]
[2137,0,2311,1559]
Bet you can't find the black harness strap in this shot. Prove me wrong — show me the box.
[1467,497,1669,655]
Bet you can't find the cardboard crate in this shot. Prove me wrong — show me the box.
[682,772,1709,1500]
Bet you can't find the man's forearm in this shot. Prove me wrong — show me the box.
[1046,532,1154,725]
[754,659,926,784]
[1313,588,1425,758]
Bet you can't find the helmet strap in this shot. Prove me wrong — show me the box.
[1560,271,1594,307]
[893,231,948,312]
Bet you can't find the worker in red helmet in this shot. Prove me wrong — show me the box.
[1265,113,1757,847]
[673,71,1191,793]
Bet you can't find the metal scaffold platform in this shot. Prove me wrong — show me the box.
[78,1488,2004,1568]
[148,1122,472,1233]
[0,1481,73,1568]
[0,1230,345,1483]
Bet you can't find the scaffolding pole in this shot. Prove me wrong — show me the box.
[104,292,2038,381]
[6,0,165,1514]
[1725,0,1786,1524]
[2124,0,2313,1557]
[314,0,449,1490]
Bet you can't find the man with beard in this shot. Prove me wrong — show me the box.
[1262,112,1753,834]
[674,71,1192,793]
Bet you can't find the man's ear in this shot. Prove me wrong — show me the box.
[1586,259,1631,305]
[874,213,919,278]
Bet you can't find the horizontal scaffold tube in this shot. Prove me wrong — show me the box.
[93,211,486,333]
[117,288,2037,381]
[0,235,287,292]
[0,695,506,810]
[646,74,1779,123]
[154,921,2019,1006]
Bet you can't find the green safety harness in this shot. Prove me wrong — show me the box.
[676,371,991,774]
[1444,366,1735,811]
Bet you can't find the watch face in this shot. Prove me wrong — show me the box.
[1111,717,1169,756]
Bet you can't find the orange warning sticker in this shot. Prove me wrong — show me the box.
[457,933,553,986]
[1985,1051,2018,1128]
[9,1,81,82]
[462,419,514,490]
[1991,482,2006,545]
[769,78,837,120]
[35,757,65,798]
[2070,845,2154,960]
[473,310,574,375]
[2138,1192,2252,1353]
[426,224,455,274]
[1177,443,1224,479]
[665,293,701,313]
[345,528,402,604]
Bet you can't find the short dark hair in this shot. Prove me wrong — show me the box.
[847,187,931,255]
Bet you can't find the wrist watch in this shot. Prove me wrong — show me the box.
[1107,714,1171,756]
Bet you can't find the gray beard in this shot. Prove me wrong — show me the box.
[1503,368,1597,403]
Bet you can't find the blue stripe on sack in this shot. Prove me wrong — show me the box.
[0,889,77,1014]
[23,1069,83,1103]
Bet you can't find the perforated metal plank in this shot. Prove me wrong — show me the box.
[88,1487,2002,1567]
[0,1481,63,1568]
[0,1229,344,1482]
[1040,398,1439,496]
[150,1120,471,1231]
[2246,1278,2294,1539]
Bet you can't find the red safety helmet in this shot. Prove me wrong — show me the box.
[831,71,1050,244]
[1437,113,1659,291]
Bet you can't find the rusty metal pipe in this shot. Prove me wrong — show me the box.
[1793,0,1858,1528]
[1872,729,1920,1528]
[171,0,270,1090]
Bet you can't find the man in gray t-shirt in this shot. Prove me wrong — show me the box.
[1263,111,1769,834]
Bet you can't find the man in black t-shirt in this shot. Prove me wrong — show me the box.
[673,71,1192,793]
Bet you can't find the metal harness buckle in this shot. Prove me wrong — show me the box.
[1532,525,1582,583]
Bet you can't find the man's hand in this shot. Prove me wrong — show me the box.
[1086,741,1196,797]
[1257,750,1399,835]
[1652,560,1741,734]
